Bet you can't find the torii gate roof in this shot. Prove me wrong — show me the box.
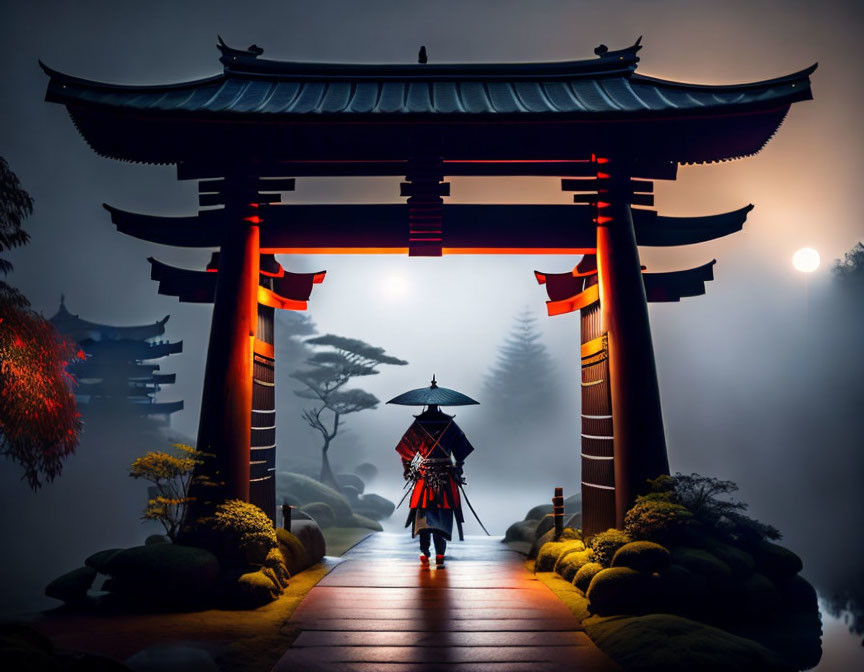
[42,38,815,166]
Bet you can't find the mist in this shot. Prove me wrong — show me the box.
[1,1,863,669]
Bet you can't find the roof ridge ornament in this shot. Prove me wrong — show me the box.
[217,35,264,70]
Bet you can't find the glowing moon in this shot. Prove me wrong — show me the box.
[792,248,820,273]
[380,275,410,300]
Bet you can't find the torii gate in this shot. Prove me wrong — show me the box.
[42,38,815,533]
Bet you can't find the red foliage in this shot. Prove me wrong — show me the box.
[0,302,81,488]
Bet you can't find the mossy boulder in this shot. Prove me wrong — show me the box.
[45,566,96,605]
[528,526,579,559]
[752,541,803,580]
[700,538,755,579]
[353,462,378,482]
[524,504,553,521]
[84,548,124,573]
[144,534,170,546]
[289,519,326,564]
[504,518,540,543]
[564,512,582,530]
[612,541,671,573]
[262,548,290,590]
[336,473,365,494]
[301,502,336,528]
[734,572,779,616]
[351,514,383,531]
[574,562,604,593]
[102,544,220,609]
[777,574,818,612]
[586,566,653,615]
[655,563,709,613]
[588,529,632,567]
[222,568,282,608]
[276,528,311,575]
[535,538,584,572]
[276,472,354,524]
[585,613,785,671]
[554,548,594,582]
[341,484,362,504]
[670,546,733,585]
[352,493,396,521]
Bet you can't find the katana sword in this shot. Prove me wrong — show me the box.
[457,482,491,536]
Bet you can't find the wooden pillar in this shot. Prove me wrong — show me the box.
[595,161,669,528]
[194,171,260,506]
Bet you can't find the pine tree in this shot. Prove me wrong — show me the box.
[482,309,561,420]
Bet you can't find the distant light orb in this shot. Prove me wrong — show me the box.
[792,248,820,273]
[381,275,410,300]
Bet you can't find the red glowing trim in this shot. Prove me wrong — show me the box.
[260,266,286,278]
[312,272,326,284]
[597,216,614,225]
[546,284,600,316]
[244,216,262,224]
[534,271,547,285]
[262,247,410,255]
[206,268,218,273]
[597,201,611,208]
[248,203,259,208]
[445,159,591,164]
[76,350,86,360]
[597,172,610,179]
[257,286,308,311]
[596,157,610,164]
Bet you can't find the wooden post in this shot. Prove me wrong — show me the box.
[282,504,293,532]
[553,487,565,541]
[192,170,260,507]
[595,159,669,527]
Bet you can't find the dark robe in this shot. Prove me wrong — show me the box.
[395,408,474,541]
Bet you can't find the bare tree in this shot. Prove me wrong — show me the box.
[291,335,407,489]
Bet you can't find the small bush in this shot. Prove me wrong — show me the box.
[588,529,632,567]
[536,540,583,572]
[528,526,579,559]
[656,564,709,614]
[624,499,694,543]
[207,499,278,567]
[612,541,671,573]
[700,537,755,579]
[586,567,651,615]
[555,548,594,582]
[670,546,733,585]
[751,541,803,580]
[734,572,779,616]
[574,562,604,593]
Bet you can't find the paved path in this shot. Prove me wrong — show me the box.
[272,532,618,672]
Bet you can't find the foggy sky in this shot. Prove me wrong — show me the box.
[1,2,863,669]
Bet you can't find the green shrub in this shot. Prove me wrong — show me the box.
[612,541,671,573]
[700,537,755,579]
[301,501,336,528]
[263,547,290,589]
[277,528,311,575]
[655,563,709,614]
[751,541,803,580]
[588,528,632,567]
[554,548,594,582]
[586,567,651,615]
[200,499,278,568]
[528,526,579,559]
[574,562,604,593]
[624,499,694,543]
[223,568,281,608]
[536,540,583,572]
[670,546,733,585]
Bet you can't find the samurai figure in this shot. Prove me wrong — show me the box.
[388,376,479,568]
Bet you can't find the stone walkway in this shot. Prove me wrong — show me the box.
[272,532,618,672]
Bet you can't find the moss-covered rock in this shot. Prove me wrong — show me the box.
[336,473,365,494]
[588,529,632,567]
[670,546,733,585]
[585,613,785,671]
[45,566,96,605]
[351,513,384,531]
[352,493,395,521]
[524,504,553,521]
[554,548,594,582]
[276,472,354,524]
[354,462,378,482]
[102,544,220,609]
[534,513,558,539]
[564,512,582,530]
[528,526,579,559]
[612,541,671,573]
[586,566,652,615]
[144,534,170,546]
[751,541,803,580]
[263,547,290,589]
[276,528,311,576]
[84,548,124,573]
[504,518,540,543]
[341,484,361,504]
[700,538,755,579]
[301,501,336,528]
[574,562,604,593]
[223,568,281,608]
[289,519,326,565]
[776,574,818,612]
[734,572,779,616]
[536,539,584,572]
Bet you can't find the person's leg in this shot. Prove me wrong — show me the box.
[433,532,447,564]
[419,529,432,557]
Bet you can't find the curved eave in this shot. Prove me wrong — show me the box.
[105,203,222,247]
[637,204,753,246]
[643,260,717,302]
